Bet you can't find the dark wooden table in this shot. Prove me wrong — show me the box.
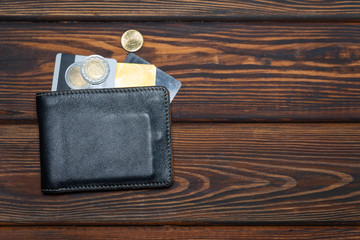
[1,1,360,239]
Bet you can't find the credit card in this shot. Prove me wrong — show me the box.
[52,53,117,91]
[124,53,181,102]
[115,63,156,88]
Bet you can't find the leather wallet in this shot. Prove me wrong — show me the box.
[36,87,172,193]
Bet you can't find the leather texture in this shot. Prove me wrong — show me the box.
[36,87,172,193]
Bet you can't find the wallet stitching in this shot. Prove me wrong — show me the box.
[38,87,172,192]
[36,87,164,97]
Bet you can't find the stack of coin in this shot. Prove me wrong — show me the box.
[65,55,110,89]
[64,29,144,89]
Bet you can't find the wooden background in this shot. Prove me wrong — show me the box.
[1,1,360,239]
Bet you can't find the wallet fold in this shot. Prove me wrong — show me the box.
[36,87,172,193]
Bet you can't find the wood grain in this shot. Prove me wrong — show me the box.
[1,123,359,224]
[1,226,360,240]
[1,22,360,122]
[0,1,360,21]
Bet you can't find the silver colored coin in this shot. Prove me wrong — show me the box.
[81,55,110,85]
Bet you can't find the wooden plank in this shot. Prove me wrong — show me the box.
[1,226,360,239]
[1,22,360,122]
[1,123,359,224]
[0,1,360,21]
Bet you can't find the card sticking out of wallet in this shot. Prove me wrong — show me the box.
[124,53,182,102]
[52,53,181,102]
[115,63,156,88]
[52,53,117,91]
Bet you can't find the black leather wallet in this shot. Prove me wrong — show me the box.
[36,87,172,193]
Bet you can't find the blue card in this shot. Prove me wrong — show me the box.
[124,53,181,102]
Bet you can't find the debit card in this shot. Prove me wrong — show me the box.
[115,63,156,88]
[124,53,182,102]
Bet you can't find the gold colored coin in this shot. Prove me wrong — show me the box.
[69,66,88,87]
[65,62,91,89]
[121,30,144,52]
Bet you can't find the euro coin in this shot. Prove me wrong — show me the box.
[121,30,144,52]
[81,55,110,85]
[65,62,91,89]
